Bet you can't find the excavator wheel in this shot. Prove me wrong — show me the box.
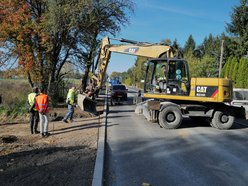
[159,105,182,129]
[210,110,235,130]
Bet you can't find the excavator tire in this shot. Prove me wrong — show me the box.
[159,105,182,129]
[210,110,234,130]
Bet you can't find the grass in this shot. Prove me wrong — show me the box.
[0,79,30,118]
[0,78,82,119]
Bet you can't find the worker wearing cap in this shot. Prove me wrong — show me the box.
[28,87,39,134]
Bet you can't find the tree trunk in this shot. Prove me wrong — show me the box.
[27,71,34,89]
[48,47,70,107]
[82,63,91,91]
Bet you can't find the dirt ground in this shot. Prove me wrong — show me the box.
[0,106,104,186]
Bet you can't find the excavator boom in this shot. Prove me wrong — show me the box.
[79,36,173,115]
[96,37,173,88]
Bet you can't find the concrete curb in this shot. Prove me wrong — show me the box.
[92,92,108,186]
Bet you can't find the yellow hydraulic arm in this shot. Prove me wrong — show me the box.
[95,37,173,88]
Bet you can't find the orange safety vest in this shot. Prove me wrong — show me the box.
[35,93,49,113]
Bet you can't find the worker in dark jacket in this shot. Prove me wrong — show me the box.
[28,87,39,134]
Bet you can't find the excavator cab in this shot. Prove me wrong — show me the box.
[144,58,190,96]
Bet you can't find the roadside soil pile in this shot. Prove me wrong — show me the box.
[0,105,104,186]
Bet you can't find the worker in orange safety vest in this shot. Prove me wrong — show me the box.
[35,87,50,137]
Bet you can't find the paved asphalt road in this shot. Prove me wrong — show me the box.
[104,89,248,186]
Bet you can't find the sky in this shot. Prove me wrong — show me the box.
[106,0,240,74]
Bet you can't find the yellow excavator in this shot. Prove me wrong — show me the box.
[78,36,246,129]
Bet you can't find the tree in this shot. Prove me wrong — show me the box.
[222,57,232,78]
[226,0,248,57]
[184,35,196,54]
[160,38,171,46]
[79,0,134,90]
[0,0,48,88]
[195,54,216,77]
[236,57,247,88]
[172,39,183,58]
[232,62,239,86]
[229,57,238,80]
[201,34,215,55]
[0,0,133,104]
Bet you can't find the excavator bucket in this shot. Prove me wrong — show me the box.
[77,94,97,115]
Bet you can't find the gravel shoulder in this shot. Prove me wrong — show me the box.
[0,107,103,186]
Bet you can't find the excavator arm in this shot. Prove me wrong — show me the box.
[79,36,173,115]
[95,36,173,88]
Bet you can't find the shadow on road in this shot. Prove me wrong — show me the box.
[51,122,100,136]
[109,110,135,114]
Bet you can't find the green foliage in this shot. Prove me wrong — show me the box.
[224,57,232,78]
[221,56,239,86]
[222,57,248,88]
[220,62,226,78]
[229,57,238,80]
[0,79,30,117]
[232,62,239,86]
[236,58,246,87]
[124,77,132,86]
[201,34,215,55]
[160,38,172,45]
[185,49,217,78]
[0,0,134,105]
[0,99,27,118]
[118,0,248,89]
[110,72,123,79]
[184,35,196,54]
[226,0,248,57]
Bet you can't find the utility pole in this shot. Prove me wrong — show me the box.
[219,40,224,78]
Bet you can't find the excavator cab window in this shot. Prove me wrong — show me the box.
[167,60,190,95]
[145,58,190,95]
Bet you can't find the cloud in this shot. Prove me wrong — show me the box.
[144,3,197,17]
[139,1,224,23]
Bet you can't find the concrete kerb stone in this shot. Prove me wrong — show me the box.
[92,91,108,186]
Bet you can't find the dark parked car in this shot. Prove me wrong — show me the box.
[110,84,128,105]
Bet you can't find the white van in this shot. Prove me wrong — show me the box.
[231,88,248,112]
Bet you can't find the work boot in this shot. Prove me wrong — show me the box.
[44,132,50,137]
[34,130,40,134]
[62,119,68,123]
